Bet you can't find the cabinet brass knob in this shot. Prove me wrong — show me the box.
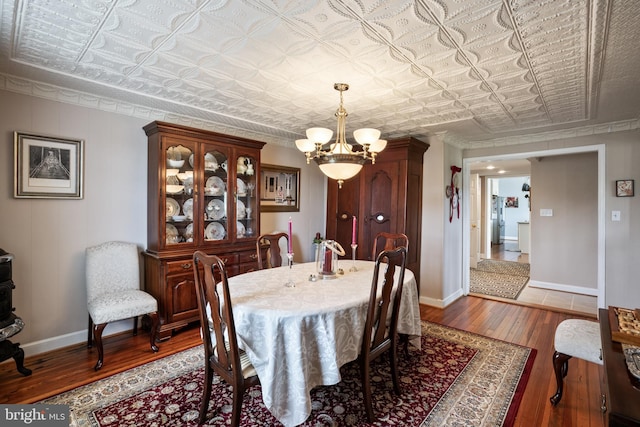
[181,263,191,269]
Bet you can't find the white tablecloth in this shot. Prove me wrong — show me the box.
[227,260,421,427]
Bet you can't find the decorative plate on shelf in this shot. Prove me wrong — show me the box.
[183,198,193,219]
[166,198,180,218]
[237,178,247,196]
[166,185,184,195]
[236,221,245,238]
[188,153,194,168]
[236,199,246,219]
[206,199,226,220]
[204,152,219,171]
[185,223,194,242]
[205,222,225,240]
[166,224,179,244]
[205,176,225,196]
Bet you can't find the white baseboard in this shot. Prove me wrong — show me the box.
[420,289,464,308]
[19,320,133,358]
[528,280,599,296]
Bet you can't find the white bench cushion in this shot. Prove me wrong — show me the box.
[554,319,603,365]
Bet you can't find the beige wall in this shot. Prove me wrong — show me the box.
[5,85,638,358]
[0,90,327,355]
[465,131,640,309]
[529,152,598,291]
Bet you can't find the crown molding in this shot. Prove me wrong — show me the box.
[0,73,290,147]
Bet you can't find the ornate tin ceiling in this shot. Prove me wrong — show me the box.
[0,0,638,148]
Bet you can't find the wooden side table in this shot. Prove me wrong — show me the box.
[599,308,640,426]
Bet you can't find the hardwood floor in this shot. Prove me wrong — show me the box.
[0,297,605,426]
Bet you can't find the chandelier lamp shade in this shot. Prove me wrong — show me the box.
[295,83,387,188]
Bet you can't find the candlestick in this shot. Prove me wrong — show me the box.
[351,216,357,245]
[350,243,358,272]
[284,253,295,287]
[287,217,293,253]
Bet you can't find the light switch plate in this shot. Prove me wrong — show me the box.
[540,209,553,217]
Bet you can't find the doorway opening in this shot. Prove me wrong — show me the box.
[462,145,605,316]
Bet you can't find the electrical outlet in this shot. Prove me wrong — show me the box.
[612,210,621,221]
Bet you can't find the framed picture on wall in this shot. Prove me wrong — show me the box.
[260,164,300,212]
[615,179,634,197]
[14,131,84,199]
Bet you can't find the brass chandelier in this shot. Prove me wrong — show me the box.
[295,83,387,188]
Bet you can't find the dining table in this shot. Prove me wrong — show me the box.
[226,259,422,427]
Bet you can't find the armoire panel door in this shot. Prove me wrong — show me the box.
[363,161,400,260]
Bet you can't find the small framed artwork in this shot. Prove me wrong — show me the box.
[505,197,519,208]
[260,164,300,212]
[615,180,634,197]
[14,131,84,199]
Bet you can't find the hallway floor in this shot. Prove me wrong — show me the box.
[484,240,598,317]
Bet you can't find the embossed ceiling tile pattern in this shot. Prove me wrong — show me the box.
[2,0,638,147]
[511,0,589,124]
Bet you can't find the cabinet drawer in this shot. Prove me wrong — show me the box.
[238,250,259,264]
[216,253,238,266]
[166,259,195,275]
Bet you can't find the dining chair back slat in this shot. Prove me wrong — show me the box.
[359,246,407,422]
[256,232,289,269]
[372,232,408,260]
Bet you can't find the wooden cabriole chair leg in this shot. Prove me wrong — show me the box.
[550,350,572,405]
[148,312,159,352]
[87,315,93,348]
[93,323,107,371]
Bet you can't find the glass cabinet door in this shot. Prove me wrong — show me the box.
[235,154,257,239]
[165,144,194,247]
[203,148,229,243]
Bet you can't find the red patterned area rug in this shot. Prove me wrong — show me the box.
[40,322,536,426]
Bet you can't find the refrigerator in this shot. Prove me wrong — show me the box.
[491,195,505,245]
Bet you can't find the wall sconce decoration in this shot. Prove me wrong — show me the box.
[447,165,461,222]
[522,183,531,210]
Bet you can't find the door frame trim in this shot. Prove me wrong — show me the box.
[461,144,605,309]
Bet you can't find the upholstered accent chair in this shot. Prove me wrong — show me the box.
[359,246,407,421]
[256,232,289,269]
[192,251,259,426]
[85,241,159,371]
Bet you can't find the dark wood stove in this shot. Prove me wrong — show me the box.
[0,249,31,376]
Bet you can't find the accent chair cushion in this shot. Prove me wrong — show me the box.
[88,289,157,325]
[554,319,603,365]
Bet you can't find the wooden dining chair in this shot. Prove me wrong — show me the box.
[192,251,260,427]
[359,246,407,422]
[256,232,289,269]
[371,232,408,260]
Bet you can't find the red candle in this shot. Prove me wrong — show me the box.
[287,218,293,254]
[351,216,357,245]
[323,248,332,273]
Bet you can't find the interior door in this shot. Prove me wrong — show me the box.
[469,173,480,268]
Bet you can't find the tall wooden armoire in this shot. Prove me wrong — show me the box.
[325,137,428,283]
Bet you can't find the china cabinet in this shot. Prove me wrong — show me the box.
[143,121,265,340]
[325,137,428,284]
